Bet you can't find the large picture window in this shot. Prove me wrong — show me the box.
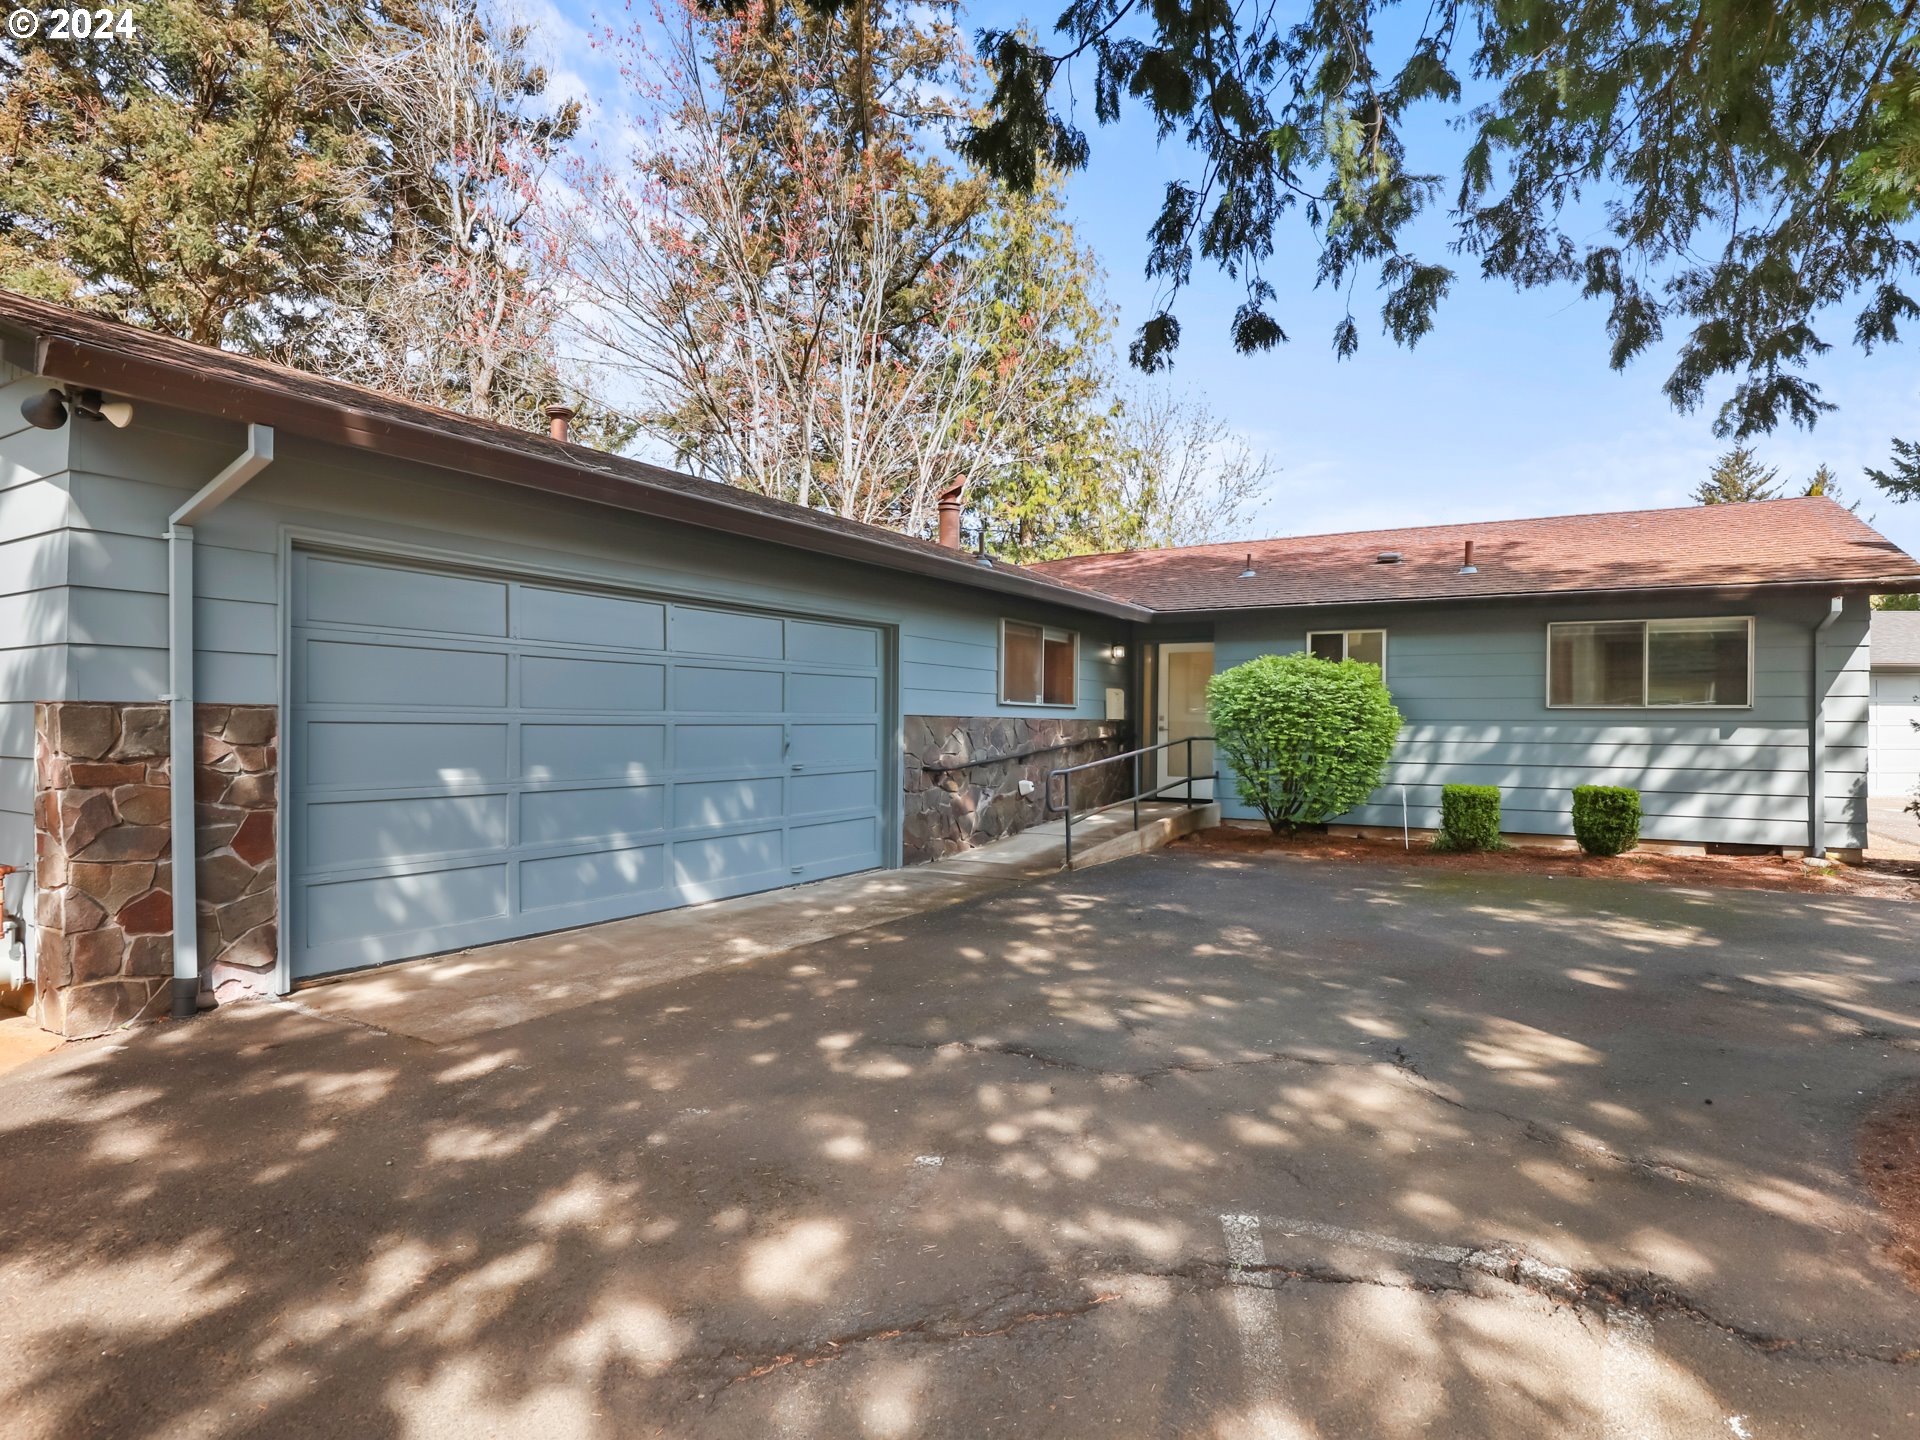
[1547,617,1752,708]
[1001,620,1078,706]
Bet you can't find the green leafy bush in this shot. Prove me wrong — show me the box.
[1206,653,1402,833]
[1434,784,1503,852]
[1571,785,1641,856]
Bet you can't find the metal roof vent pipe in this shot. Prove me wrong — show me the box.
[1238,553,1256,579]
[1375,551,1403,564]
[1459,540,1478,574]
[545,403,575,443]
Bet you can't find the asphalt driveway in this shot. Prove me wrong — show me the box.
[3,848,1919,1439]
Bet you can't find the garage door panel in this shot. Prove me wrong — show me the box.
[306,557,508,637]
[670,605,784,659]
[521,724,666,782]
[792,723,878,767]
[291,552,888,979]
[673,829,785,894]
[675,776,783,830]
[675,663,783,712]
[517,585,666,650]
[676,723,785,771]
[520,785,666,846]
[788,620,878,667]
[790,770,875,816]
[305,864,511,949]
[307,639,508,709]
[307,794,510,868]
[304,721,510,789]
[521,655,665,711]
[791,816,880,868]
[520,844,665,911]
[789,671,878,714]
[1871,671,1920,796]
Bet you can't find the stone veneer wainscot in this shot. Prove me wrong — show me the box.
[31,703,278,1038]
[902,716,1130,865]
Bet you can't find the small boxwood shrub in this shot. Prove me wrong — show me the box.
[1572,785,1641,856]
[1434,784,1503,852]
[1207,653,1403,833]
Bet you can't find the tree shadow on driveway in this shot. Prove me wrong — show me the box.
[3,850,1918,1438]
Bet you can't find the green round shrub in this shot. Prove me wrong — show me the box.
[1571,785,1641,856]
[1206,653,1402,833]
[1435,784,1503,852]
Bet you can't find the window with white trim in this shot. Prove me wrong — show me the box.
[1307,629,1387,675]
[1547,617,1753,708]
[1001,620,1077,706]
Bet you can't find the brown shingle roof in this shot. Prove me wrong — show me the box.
[1028,500,1920,612]
[0,290,1150,621]
[1875,611,1920,667]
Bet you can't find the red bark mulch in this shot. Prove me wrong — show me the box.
[1173,825,1920,902]
[1862,1083,1920,1291]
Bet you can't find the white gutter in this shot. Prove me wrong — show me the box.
[167,425,274,1019]
[1808,595,1844,860]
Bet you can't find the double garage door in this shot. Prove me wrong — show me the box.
[1872,669,1920,798]
[290,552,888,979]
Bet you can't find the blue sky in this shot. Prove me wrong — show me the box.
[532,0,1920,564]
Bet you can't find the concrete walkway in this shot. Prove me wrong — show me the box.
[291,802,1217,1043]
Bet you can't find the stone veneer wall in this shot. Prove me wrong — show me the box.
[33,703,173,1037]
[902,716,1130,865]
[194,706,279,1001]
[32,702,277,1038]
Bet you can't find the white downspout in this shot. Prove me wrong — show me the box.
[167,425,274,1019]
[1808,595,1844,861]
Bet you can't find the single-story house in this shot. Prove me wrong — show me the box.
[4,291,1918,1037]
[1870,610,1920,798]
[1030,508,1920,851]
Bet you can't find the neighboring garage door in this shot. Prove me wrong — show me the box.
[289,552,888,979]
[1872,669,1920,798]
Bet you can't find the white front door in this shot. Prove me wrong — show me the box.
[1871,669,1920,798]
[1157,643,1215,800]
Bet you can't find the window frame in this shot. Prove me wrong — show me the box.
[999,618,1080,708]
[1544,615,1755,711]
[1305,628,1389,680]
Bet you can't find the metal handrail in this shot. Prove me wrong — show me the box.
[1046,736,1217,867]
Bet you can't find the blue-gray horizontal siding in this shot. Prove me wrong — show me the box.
[0,374,75,935]
[1210,594,1870,850]
[52,406,1127,716]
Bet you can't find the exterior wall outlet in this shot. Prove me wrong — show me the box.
[1018,779,1036,797]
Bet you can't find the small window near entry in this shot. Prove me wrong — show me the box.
[1307,629,1387,674]
[1001,621,1077,706]
[1547,617,1752,708]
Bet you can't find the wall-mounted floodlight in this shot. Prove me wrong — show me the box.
[19,389,67,429]
[19,387,135,430]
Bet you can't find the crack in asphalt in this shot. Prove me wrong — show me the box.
[1170,1241,1920,1367]
[679,1239,1919,1407]
[686,1286,1122,1396]
[871,1035,1375,1085]
[1704,974,1920,1043]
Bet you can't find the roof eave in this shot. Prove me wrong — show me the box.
[1145,574,1920,617]
[27,329,1151,624]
